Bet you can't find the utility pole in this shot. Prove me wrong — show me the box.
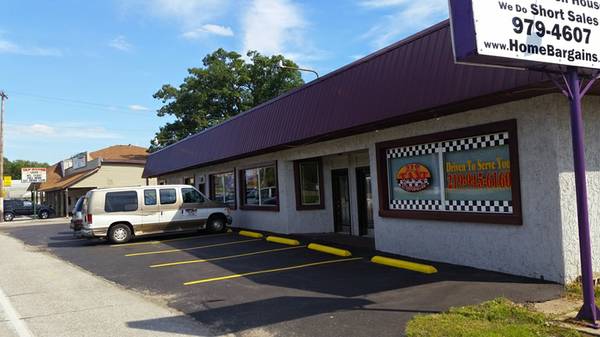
[0,91,6,223]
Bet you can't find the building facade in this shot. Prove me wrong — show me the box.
[40,145,155,216]
[142,22,600,284]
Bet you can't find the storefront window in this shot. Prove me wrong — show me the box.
[241,164,279,210]
[294,158,324,210]
[376,120,522,225]
[183,177,195,186]
[210,172,236,208]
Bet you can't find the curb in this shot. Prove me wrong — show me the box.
[238,230,264,239]
[371,255,437,274]
[266,236,300,246]
[308,243,352,257]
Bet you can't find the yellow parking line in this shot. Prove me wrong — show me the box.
[150,245,308,268]
[183,257,363,286]
[125,239,261,257]
[111,233,231,247]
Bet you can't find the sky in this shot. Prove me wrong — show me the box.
[0,0,448,164]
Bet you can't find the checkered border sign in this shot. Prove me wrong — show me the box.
[387,142,437,159]
[387,131,513,214]
[390,199,512,213]
[445,200,513,214]
[390,199,443,211]
[386,132,509,159]
[440,132,509,153]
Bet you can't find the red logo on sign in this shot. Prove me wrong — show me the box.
[396,163,432,192]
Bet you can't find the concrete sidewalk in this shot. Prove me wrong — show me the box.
[0,233,221,337]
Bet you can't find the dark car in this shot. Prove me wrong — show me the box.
[3,199,55,221]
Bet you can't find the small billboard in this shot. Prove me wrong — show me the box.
[21,168,47,184]
[449,0,600,72]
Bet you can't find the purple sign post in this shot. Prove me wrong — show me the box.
[449,0,600,326]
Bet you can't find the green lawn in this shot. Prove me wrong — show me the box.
[405,298,580,337]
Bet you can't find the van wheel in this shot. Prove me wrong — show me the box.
[108,224,132,244]
[207,216,226,233]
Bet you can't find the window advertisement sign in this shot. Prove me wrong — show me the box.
[449,0,600,70]
[381,123,519,218]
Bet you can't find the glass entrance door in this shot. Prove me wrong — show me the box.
[332,169,351,234]
[356,166,374,236]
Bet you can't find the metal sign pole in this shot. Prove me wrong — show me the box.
[562,67,600,324]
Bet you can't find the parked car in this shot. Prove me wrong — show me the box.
[70,197,85,231]
[3,199,55,221]
[79,185,232,244]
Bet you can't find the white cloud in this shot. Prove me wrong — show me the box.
[360,0,448,48]
[7,123,120,140]
[242,0,322,65]
[120,0,229,28]
[182,24,234,39]
[109,35,133,51]
[0,38,62,57]
[360,0,408,8]
[128,104,150,111]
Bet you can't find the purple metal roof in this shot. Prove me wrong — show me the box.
[143,20,556,178]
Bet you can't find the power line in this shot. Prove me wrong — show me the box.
[6,90,158,115]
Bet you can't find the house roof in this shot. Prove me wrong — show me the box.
[89,145,148,164]
[38,145,149,192]
[37,165,98,192]
[142,20,590,178]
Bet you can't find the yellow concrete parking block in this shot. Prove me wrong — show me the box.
[307,243,352,257]
[238,230,264,239]
[150,245,307,268]
[111,233,231,247]
[371,256,437,274]
[265,236,300,246]
[184,257,363,285]
[125,239,261,257]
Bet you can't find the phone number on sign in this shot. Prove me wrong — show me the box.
[512,17,592,44]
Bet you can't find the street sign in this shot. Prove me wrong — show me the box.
[3,176,11,187]
[449,0,600,71]
[21,168,47,184]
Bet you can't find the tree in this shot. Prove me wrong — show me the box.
[3,158,49,180]
[150,49,304,151]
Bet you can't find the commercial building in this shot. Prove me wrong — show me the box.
[142,21,600,284]
[40,145,155,216]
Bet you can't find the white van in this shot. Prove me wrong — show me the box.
[79,185,232,244]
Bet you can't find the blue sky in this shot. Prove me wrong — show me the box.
[0,0,447,164]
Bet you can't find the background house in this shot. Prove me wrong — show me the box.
[39,145,156,216]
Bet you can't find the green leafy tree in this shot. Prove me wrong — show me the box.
[2,158,49,180]
[150,49,304,151]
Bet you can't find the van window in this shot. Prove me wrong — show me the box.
[159,189,177,205]
[105,191,138,212]
[182,188,204,203]
[74,197,84,212]
[144,190,157,206]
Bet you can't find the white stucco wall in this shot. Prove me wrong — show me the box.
[557,96,600,283]
[159,94,600,284]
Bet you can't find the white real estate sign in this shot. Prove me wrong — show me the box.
[21,168,47,184]
[471,0,600,69]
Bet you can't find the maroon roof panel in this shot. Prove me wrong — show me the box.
[143,21,552,178]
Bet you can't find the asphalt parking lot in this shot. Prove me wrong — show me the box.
[3,222,563,337]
